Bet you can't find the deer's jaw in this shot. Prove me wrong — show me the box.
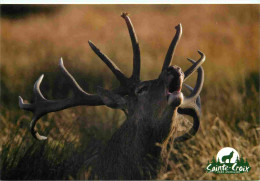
[168,91,183,107]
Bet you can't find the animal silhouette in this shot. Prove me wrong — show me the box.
[222,151,234,163]
[19,13,206,179]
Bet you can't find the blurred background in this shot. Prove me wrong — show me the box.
[0,5,259,180]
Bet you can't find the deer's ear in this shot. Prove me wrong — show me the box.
[97,87,127,109]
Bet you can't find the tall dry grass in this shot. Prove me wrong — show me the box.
[1,5,259,180]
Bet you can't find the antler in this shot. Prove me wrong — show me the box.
[19,13,141,140]
[88,41,128,86]
[182,58,204,110]
[88,12,141,88]
[19,58,105,140]
[175,57,205,142]
[162,24,182,71]
[161,23,205,80]
[161,24,205,142]
[121,12,141,81]
[183,51,205,81]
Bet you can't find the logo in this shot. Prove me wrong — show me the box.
[205,147,251,174]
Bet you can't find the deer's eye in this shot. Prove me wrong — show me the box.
[135,85,149,95]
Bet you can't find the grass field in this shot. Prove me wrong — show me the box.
[1,5,259,180]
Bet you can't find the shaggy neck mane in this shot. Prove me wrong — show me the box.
[90,114,176,180]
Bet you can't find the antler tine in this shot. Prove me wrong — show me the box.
[88,40,128,86]
[19,96,32,111]
[121,12,141,81]
[59,58,104,105]
[19,58,104,140]
[162,24,182,71]
[33,74,46,101]
[182,58,204,106]
[59,58,85,94]
[184,51,205,81]
[30,116,48,140]
[183,83,201,113]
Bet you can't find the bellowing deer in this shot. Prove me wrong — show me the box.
[19,13,205,179]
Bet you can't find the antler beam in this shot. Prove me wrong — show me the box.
[19,58,104,140]
[175,57,204,142]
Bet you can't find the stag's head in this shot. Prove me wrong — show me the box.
[19,13,205,143]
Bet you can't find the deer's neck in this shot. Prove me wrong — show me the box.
[93,110,177,179]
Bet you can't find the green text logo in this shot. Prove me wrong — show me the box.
[205,147,251,174]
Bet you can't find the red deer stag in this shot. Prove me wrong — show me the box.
[19,13,205,179]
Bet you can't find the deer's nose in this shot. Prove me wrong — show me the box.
[167,66,182,75]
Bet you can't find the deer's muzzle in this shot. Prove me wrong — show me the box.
[166,66,184,93]
[165,66,184,107]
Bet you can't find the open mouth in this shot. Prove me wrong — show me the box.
[165,66,184,106]
[166,66,184,94]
